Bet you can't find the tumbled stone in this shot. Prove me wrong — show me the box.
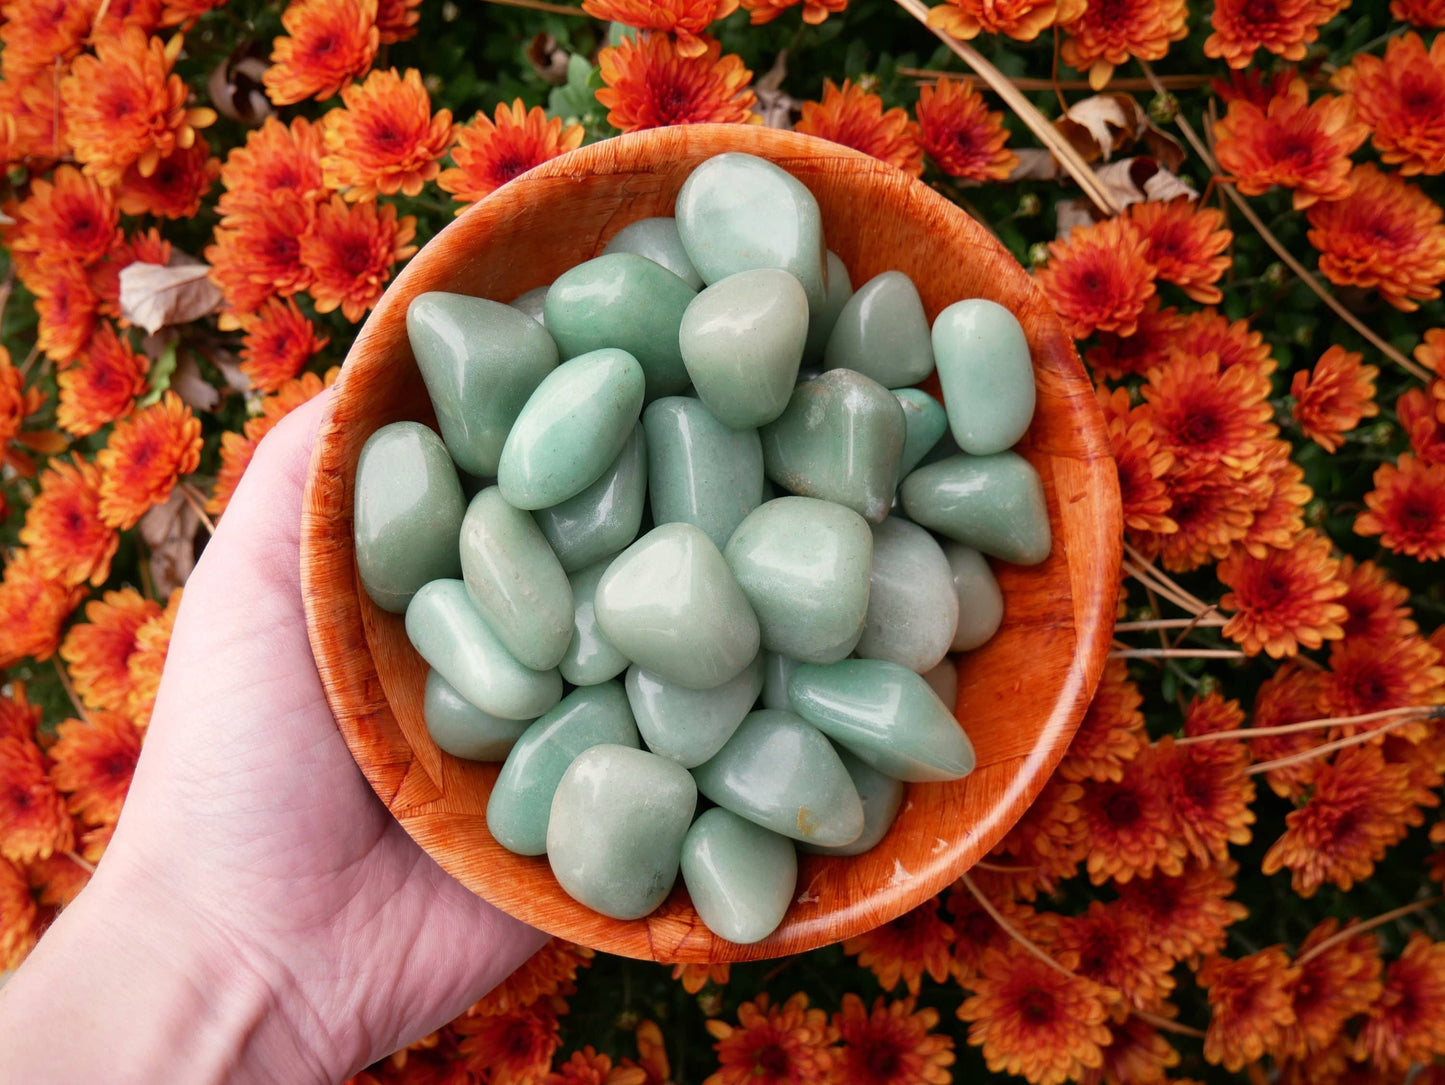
[423,669,531,762]
[923,659,958,709]
[603,216,704,289]
[643,397,765,551]
[802,251,853,363]
[407,292,559,477]
[681,807,796,944]
[932,298,1036,456]
[946,544,1005,651]
[509,285,549,326]
[900,452,1051,565]
[354,421,465,614]
[824,271,934,388]
[496,348,645,510]
[787,658,975,781]
[761,652,799,711]
[487,682,639,856]
[692,710,863,846]
[895,389,949,478]
[533,423,647,572]
[626,654,764,768]
[801,748,905,858]
[559,558,630,687]
[856,517,959,674]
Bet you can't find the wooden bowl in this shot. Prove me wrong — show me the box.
[301,124,1121,963]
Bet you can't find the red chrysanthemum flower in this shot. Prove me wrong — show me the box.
[96,391,203,530]
[1036,216,1157,340]
[299,197,417,323]
[843,896,955,996]
[438,100,584,210]
[0,735,73,863]
[1354,933,1445,1070]
[264,0,379,106]
[1239,441,1312,558]
[1204,0,1338,68]
[56,322,150,438]
[796,79,923,177]
[1151,734,1256,865]
[988,779,1088,900]
[1336,555,1417,643]
[456,996,565,1084]
[1325,633,1445,725]
[1083,302,1186,381]
[1290,345,1379,452]
[238,297,329,394]
[216,115,329,220]
[582,0,738,56]
[1392,0,1445,23]
[1173,306,1276,376]
[8,165,121,278]
[1060,658,1146,783]
[1127,198,1233,304]
[209,369,338,516]
[125,588,180,725]
[0,686,41,746]
[1282,919,1384,1059]
[320,68,454,200]
[374,0,420,41]
[704,993,835,1085]
[1218,529,1348,658]
[1356,453,1445,559]
[0,550,87,667]
[206,198,317,318]
[32,264,100,365]
[1308,164,1445,311]
[114,138,219,219]
[1115,860,1249,963]
[1053,900,1176,1012]
[1060,0,1187,90]
[0,0,91,76]
[672,962,731,994]
[1336,32,1445,176]
[740,0,846,23]
[1097,388,1176,537]
[1076,1013,1179,1085]
[1212,67,1300,107]
[0,857,39,969]
[470,939,594,1016]
[596,33,759,132]
[1399,385,1445,464]
[1143,350,1276,475]
[925,0,1086,42]
[1250,662,1331,800]
[1199,948,1299,1070]
[49,711,143,829]
[1077,751,1188,884]
[18,458,118,589]
[60,589,163,716]
[831,995,954,1085]
[915,77,1017,182]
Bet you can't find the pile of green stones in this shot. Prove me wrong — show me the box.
[353,152,1049,945]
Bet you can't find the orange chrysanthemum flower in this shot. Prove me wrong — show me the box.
[1205,0,1337,68]
[796,79,923,177]
[740,0,847,23]
[831,995,954,1085]
[18,458,118,589]
[300,197,417,323]
[1218,529,1348,657]
[1291,345,1379,452]
[1173,306,1276,376]
[1336,33,1445,176]
[986,779,1088,900]
[239,297,329,394]
[320,68,454,200]
[1393,0,1445,23]
[1282,919,1383,1059]
[704,993,835,1085]
[1060,658,1146,783]
[1356,453,1445,560]
[0,0,90,77]
[545,1046,647,1085]
[0,550,87,667]
[216,115,329,220]
[1054,900,1176,1012]
[0,686,42,745]
[843,897,954,997]
[1144,351,1276,474]
[1077,753,1187,884]
[1127,199,1233,304]
[1084,302,1185,381]
[1060,0,1187,90]
[438,100,585,210]
[1337,556,1417,643]
[945,882,1041,983]
[0,736,73,863]
[1151,735,1256,864]
[60,28,217,186]
[1076,1014,1179,1085]
[470,939,594,1016]
[1251,662,1330,800]
[456,996,565,1083]
[60,589,162,715]
[96,391,203,530]
[926,0,1085,42]
[958,945,1113,1085]
[1036,217,1157,340]
[209,369,338,515]
[374,0,419,41]
[672,962,730,994]
[1199,948,1298,1070]
[1400,385,1445,464]
[1355,933,1445,1070]
[1239,441,1312,558]
[115,138,219,219]
[89,0,167,38]
[32,264,100,365]
[1308,164,1445,311]
[56,322,150,438]
[264,0,379,106]
[8,165,121,278]
[125,588,179,725]
[1326,634,1445,724]
[596,33,759,133]
[206,198,317,318]
[582,0,738,56]
[1,855,41,969]
[914,77,1017,182]
[49,712,143,828]
[1098,389,1176,538]
[1116,860,1247,963]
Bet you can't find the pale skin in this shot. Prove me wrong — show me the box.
[0,393,547,1083]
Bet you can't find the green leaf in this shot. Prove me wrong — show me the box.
[139,340,179,409]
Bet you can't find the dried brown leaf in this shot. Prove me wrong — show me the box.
[1095,157,1198,208]
[1055,197,1099,238]
[526,33,571,85]
[120,260,224,335]
[139,491,201,596]
[1008,148,1061,181]
[207,49,273,127]
[169,353,222,413]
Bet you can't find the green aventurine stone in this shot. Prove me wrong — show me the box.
[675,153,828,318]
[787,658,975,782]
[560,559,630,686]
[407,292,559,477]
[459,487,574,671]
[946,544,1004,651]
[802,251,853,364]
[509,285,549,326]
[547,744,697,920]
[801,748,905,857]
[603,217,704,290]
[595,523,760,690]
[679,269,808,430]
[693,710,863,846]
[923,659,957,708]
[760,370,906,524]
[487,682,639,856]
[932,298,1036,456]
[533,424,647,572]
[405,580,562,721]
[626,654,764,768]
[824,271,934,388]
[856,517,959,674]
[354,421,465,614]
[681,807,796,944]
[643,397,764,551]
[543,253,696,399]
[761,652,799,711]
[724,497,872,665]
[900,452,1051,565]
[497,348,645,511]
[895,389,949,478]
[423,669,531,762]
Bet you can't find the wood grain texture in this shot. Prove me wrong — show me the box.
[300,125,1122,963]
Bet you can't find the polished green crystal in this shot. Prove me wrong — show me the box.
[509,285,549,326]
[681,807,796,944]
[559,558,630,687]
[533,423,647,572]
[423,669,531,762]
[626,654,764,768]
[899,452,1051,565]
[856,517,959,674]
[643,396,764,551]
[824,271,934,388]
[761,652,799,711]
[946,544,1005,651]
[922,659,957,709]
[603,216,704,289]
[802,251,853,364]
[894,389,949,478]
[800,747,905,858]
[932,298,1036,456]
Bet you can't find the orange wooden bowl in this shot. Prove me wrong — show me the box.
[301,124,1121,963]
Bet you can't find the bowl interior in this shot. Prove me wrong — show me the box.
[301,124,1121,963]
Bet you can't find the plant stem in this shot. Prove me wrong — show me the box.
[1175,705,1444,746]
[1245,717,1418,776]
[179,483,217,537]
[1294,897,1443,966]
[1134,1009,1207,1040]
[1115,617,1227,631]
[52,657,88,722]
[480,0,587,14]
[1110,648,1245,659]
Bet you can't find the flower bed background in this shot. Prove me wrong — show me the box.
[3,0,1445,1081]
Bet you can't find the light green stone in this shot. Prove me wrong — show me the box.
[595,523,760,690]
[559,559,630,686]
[801,748,905,857]
[922,659,957,708]
[497,348,646,510]
[547,744,696,920]
[626,654,764,768]
[681,807,796,944]
[692,710,864,846]
[824,271,934,388]
[423,669,531,762]
[946,544,1004,651]
[856,517,959,674]
[761,652,799,711]
[675,153,828,319]
[533,424,647,572]
[487,682,639,856]
[405,580,562,721]
[803,251,853,364]
[458,487,574,671]
[760,370,906,524]
[895,389,949,478]
[643,397,764,551]
[603,216,704,289]
[679,269,808,430]
[354,421,465,614]
[787,658,975,782]
[510,285,549,326]
[543,253,696,399]
[407,292,559,477]
[932,298,1036,455]
[900,452,1051,565]
[723,497,872,664]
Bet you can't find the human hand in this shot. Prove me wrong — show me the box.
[0,392,547,1084]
